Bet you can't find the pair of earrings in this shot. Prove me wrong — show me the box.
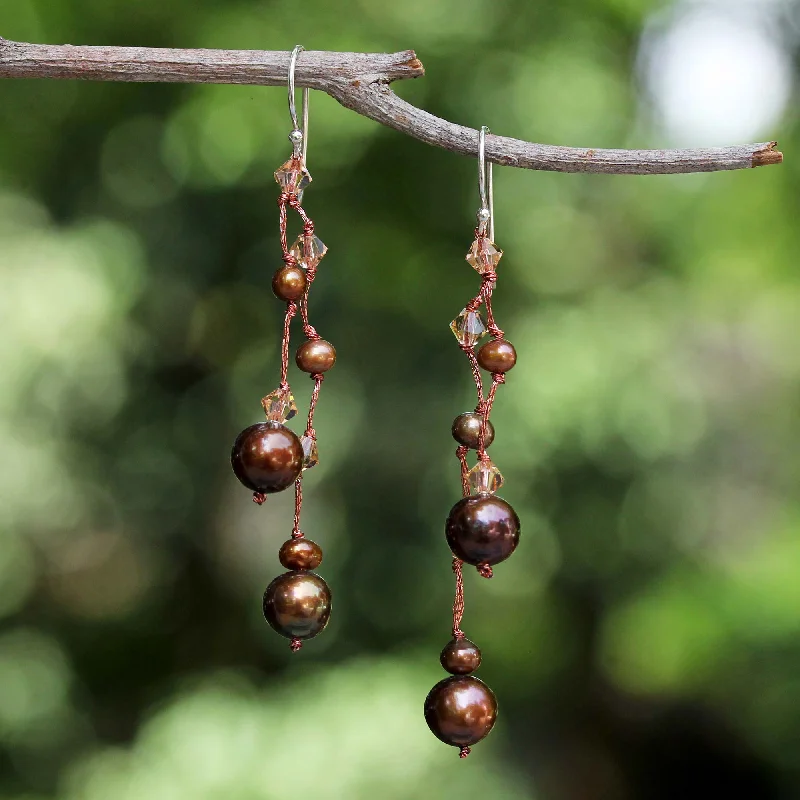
[230,46,520,758]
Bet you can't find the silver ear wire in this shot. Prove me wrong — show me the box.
[288,45,309,166]
[477,126,494,241]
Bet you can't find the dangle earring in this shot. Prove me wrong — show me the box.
[424,127,520,757]
[230,45,334,652]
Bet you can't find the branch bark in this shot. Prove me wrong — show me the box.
[0,38,783,175]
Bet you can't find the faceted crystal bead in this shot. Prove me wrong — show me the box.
[274,158,312,194]
[261,387,298,422]
[468,459,504,494]
[466,238,503,274]
[299,435,319,471]
[289,234,328,270]
[450,309,488,347]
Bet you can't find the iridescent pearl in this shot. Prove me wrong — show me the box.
[231,423,303,494]
[445,494,520,566]
[424,675,497,748]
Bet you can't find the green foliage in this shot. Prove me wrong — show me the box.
[0,0,797,797]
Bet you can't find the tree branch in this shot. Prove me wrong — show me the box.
[0,38,783,175]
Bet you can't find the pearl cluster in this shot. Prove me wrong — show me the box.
[230,149,335,651]
[424,211,520,757]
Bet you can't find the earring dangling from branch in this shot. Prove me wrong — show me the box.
[424,127,520,757]
[230,45,335,651]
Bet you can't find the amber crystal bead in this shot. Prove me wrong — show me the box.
[289,234,328,270]
[272,266,307,301]
[424,675,497,748]
[263,571,331,640]
[452,412,495,450]
[296,339,336,373]
[230,423,303,494]
[279,538,323,571]
[299,434,319,471]
[477,339,517,373]
[274,158,311,194]
[450,309,488,347]
[440,638,482,675]
[261,387,298,423]
[467,458,504,494]
[466,238,503,274]
[445,494,520,567]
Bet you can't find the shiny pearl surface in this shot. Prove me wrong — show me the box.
[424,675,497,747]
[272,266,307,301]
[440,638,482,675]
[476,339,517,373]
[451,412,495,449]
[231,423,303,494]
[296,339,336,373]
[445,495,520,566]
[263,571,331,640]
[279,538,323,571]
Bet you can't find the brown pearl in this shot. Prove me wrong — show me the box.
[445,495,520,567]
[296,339,336,373]
[263,571,331,640]
[440,638,482,675]
[272,266,307,301]
[424,675,497,748]
[477,339,517,373]
[231,423,303,494]
[279,538,323,571]
[451,412,495,450]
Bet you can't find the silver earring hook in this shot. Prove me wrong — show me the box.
[288,44,309,166]
[478,126,494,241]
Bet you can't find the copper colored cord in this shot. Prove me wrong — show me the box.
[452,557,465,639]
[456,445,470,496]
[306,375,323,436]
[477,373,504,458]
[287,194,312,230]
[278,195,292,259]
[290,638,303,652]
[461,345,485,408]
[448,233,510,673]
[300,296,320,341]
[484,284,504,339]
[292,478,303,538]
[279,300,297,387]
[275,158,329,551]
[459,746,471,759]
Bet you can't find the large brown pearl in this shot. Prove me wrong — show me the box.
[477,339,517,373]
[231,423,303,494]
[451,412,495,450]
[272,266,307,301]
[263,571,331,640]
[279,538,323,571]
[445,495,520,567]
[440,638,482,675]
[424,676,497,748]
[296,339,336,373]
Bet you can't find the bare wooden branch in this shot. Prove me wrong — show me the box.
[0,38,783,175]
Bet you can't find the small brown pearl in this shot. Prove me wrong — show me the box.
[451,412,495,450]
[231,423,303,494]
[445,494,520,567]
[263,571,331,640]
[296,339,336,373]
[477,339,517,373]
[440,638,482,675]
[424,675,497,748]
[272,266,307,301]
[279,538,323,571]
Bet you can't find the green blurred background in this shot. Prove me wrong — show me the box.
[0,0,798,798]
